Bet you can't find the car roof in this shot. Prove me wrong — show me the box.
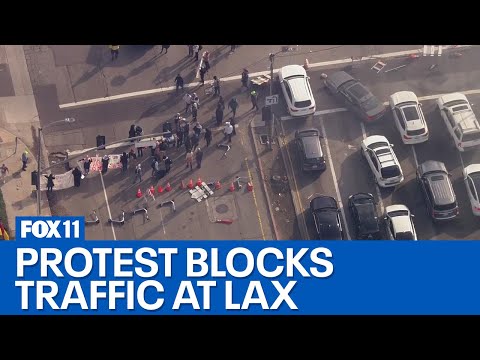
[391,91,418,106]
[311,195,337,210]
[451,110,480,131]
[301,135,323,159]
[326,71,355,89]
[345,82,372,102]
[280,64,306,79]
[419,160,447,175]
[389,212,413,234]
[439,92,468,104]
[425,173,455,205]
[288,77,310,101]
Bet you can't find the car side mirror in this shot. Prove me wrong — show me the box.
[411,214,415,218]
[384,216,387,220]
[448,173,453,177]
[391,144,394,147]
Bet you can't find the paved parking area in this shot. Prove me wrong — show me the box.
[278,47,480,239]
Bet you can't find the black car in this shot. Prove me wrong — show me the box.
[416,160,459,221]
[348,192,381,239]
[295,128,326,172]
[310,195,343,240]
[324,71,386,122]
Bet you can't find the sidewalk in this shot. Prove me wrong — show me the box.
[0,128,51,239]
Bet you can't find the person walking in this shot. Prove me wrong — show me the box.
[202,51,210,72]
[192,92,200,106]
[241,68,249,90]
[174,74,184,92]
[160,45,170,53]
[72,167,82,187]
[193,122,202,136]
[109,45,120,61]
[176,127,184,148]
[204,128,212,147]
[193,45,200,61]
[218,95,225,111]
[216,104,224,126]
[83,157,92,176]
[129,124,136,142]
[199,66,206,85]
[45,173,55,192]
[191,132,200,151]
[133,164,142,184]
[195,147,204,169]
[164,155,173,174]
[151,158,158,177]
[101,154,110,174]
[135,125,144,157]
[184,93,193,114]
[230,117,237,136]
[184,135,192,154]
[213,76,220,96]
[121,152,128,172]
[188,45,194,57]
[185,150,194,170]
[230,45,236,54]
[191,102,198,122]
[228,97,238,118]
[250,90,259,110]
[21,150,28,171]
[0,164,9,184]
[224,122,233,143]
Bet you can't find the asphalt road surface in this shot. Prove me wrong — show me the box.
[278,47,480,240]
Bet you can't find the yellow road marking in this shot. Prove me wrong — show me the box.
[244,157,266,241]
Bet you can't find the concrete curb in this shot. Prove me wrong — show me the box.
[248,121,280,241]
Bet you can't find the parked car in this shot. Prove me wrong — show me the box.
[295,128,326,172]
[416,160,459,221]
[384,205,417,240]
[361,135,404,188]
[278,65,316,117]
[463,164,480,216]
[310,195,343,240]
[437,92,480,151]
[348,192,381,239]
[389,91,429,144]
[324,71,386,122]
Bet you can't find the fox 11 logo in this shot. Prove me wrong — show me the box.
[16,217,85,240]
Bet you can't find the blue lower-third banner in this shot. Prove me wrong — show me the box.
[0,240,479,315]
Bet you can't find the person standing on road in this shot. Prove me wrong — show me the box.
[0,164,9,184]
[175,74,184,92]
[228,97,238,118]
[21,150,28,171]
[199,66,206,85]
[230,117,237,136]
[121,152,128,172]
[195,147,203,169]
[188,45,193,57]
[160,45,170,53]
[193,122,202,136]
[109,45,120,61]
[218,95,225,111]
[72,167,82,188]
[241,69,249,90]
[202,51,210,72]
[101,154,110,174]
[224,122,233,143]
[191,102,198,122]
[176,127,184,148]
[45,173,55,193]
[129,124,136,142]
[191,132,200,151]
[184,93,193,114]
[213,76,220,96]
[185,150,194,170]
[151,158,158,177]
[204,128,212,147]
[133,164,142,184]
[215,104,224,126]
[192,92,200,106]
[83,156,92,176]
[193,45,200,61]
[250,90,259,110]
[184,134,192,154]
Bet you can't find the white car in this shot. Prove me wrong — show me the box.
[389,91,428,144]
[279,65,316,117]
[437,93,480,151]
[361,135,404,188]
[384,205,417,240]
[463,164,480,216]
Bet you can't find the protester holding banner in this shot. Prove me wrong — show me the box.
[45,173,55,192]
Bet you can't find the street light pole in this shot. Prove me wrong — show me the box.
[268,53,275,151]
[36,117,76,216]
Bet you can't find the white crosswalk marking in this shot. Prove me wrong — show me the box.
[423,45,444,56]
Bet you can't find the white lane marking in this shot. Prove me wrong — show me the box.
[423,45,428,56]
[99,171,117,241]
[59,46,474,109]
[159,206,166,235]
[319,117,351,240]
[438,45,443,56]
[281,108,347,121]
[411,145,419,168]
[360,122,385,215]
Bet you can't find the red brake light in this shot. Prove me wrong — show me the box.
[474,207,480,211]
[403,134,411,140]
[290,108,299,112]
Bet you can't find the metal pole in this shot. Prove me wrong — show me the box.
[268,53,275,150]
[36,127,42,215]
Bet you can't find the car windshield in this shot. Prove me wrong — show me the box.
[462,131,480,142]
[388,210,409,217]
[452,105,469,113]
[381,165,401,178]
[305,157,324,164]
[444,99,468,108]
[407,128,426,136]
[395,231,415,240]
[469,172,480,193]
[295,100,312,108]
[369,141,389,150]
[348,83,370,101]
[403,106,420,121]
[319,224,342,240]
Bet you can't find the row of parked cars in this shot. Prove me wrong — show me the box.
[278,65,480,240]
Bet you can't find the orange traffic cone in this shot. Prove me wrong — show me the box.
[215,180,221,190]
[229,182,235,192]
[409,53,419,59]
[187,179,194,189]
[165,182,172,192]
[158,184,164,193]
[247,182,253,192]
[180,180,186,190]
[149,185,155,195]
[136,188,142,198]
[196,177,202,187]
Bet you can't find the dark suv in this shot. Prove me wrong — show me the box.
[416,160,459,221]
[310,195,343,240]
[324,71,386,122]
[348,192,381,239]
[295,129,326,172]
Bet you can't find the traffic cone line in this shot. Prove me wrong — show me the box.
[196,177,202,187]
[188,179,194,189]
[165,182,172,192]
[229,182,235,192]
[136,188,142,198]
[158,185,164,193]
[149,185,155,195]
[247,182,253,192]
[215,180,221,190]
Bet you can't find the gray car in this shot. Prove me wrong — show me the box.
[324,71,386,122]
[295,128,326,172]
